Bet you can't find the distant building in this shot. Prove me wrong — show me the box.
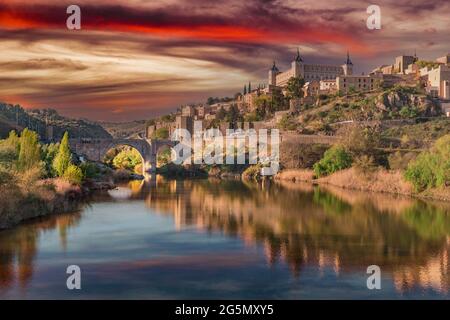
[303,80,320,97]
[436,54,450,65]
[268,49,353,87]
[421,65,450,99]
[319,79,337,93]
[395,55,417,74]
[336,73,382,93]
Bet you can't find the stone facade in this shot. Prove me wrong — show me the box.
[269,49,353,87]
[70,138,176,174]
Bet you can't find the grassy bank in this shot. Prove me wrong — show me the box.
[0,177,85,229]
[275,167,450,201]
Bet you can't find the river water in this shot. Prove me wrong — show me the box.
[0,177,449,299]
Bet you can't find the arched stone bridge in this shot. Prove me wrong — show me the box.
[69,138,176,173]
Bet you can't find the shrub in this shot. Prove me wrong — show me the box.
[63,164,83,185]
[313,146,352,177]
[112,148,142,172]
[80,162,101,179]
[388,151,417,171]
[280,142,327,169]
[404,135,450,191]
[242,164,262,180]
[151,127,169,140]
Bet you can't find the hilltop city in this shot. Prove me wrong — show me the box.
[144,49,450,139]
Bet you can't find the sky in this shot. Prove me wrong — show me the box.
[0,0,449,121]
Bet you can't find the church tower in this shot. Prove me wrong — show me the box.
[342,51,353,76]
[268,61,279,86]
[291,48,304,78]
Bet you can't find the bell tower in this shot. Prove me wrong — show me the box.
[291,48,304,77]
[268,61,279,86]
[342,51,353,76]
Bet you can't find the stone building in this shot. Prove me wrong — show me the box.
[422,65,450,99]
[268,49,353,87]
[336,73,382,93]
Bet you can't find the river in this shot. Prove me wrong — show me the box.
[0,177,449,299]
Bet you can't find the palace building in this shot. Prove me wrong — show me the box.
[268,49,353,87]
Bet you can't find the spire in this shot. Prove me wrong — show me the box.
[295,48,303,62]
[271,60,279,72]
[346,51,353,65]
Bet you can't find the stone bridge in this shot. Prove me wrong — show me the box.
[69,138,177,173]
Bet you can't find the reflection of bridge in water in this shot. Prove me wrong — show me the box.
[69,138,176,173]
[1,178,449,295]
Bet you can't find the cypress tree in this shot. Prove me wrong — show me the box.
[53,131,72,177]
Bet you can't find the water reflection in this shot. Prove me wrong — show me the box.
[0,176,449,297]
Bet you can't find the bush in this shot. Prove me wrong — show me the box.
[313,146,352,177]
[280,142,327,169]
[404,135,450,191]
[80,162,101,179]
[112,148,142,172]
[353,155,377,174]
[242,164,262,180]
[388,151,417,170]
[151,127,169,139]
[63,164,83,185]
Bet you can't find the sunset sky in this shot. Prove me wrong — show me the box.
[0,0,449,121]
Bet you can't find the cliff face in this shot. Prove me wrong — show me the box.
[376,91,441,117]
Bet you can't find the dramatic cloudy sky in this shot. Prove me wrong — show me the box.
[0,0,449,121]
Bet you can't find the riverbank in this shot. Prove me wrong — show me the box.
[274,167,450,202]
[0,176,119,230]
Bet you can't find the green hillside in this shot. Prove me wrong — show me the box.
[0,102,112,140]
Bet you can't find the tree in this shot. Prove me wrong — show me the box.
[216,106,226,120]
[286,76,305,99]
[405,134,450,191]
[17,128,41,171]
[63,164,83,185]
[41,142,59,177]
[225,104,241,124]
[112,148,142,172]
[53,131,72,177]
[151,127,169,140]
[313,146,352,177]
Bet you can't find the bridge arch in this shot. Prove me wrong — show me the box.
[69,138,178,175]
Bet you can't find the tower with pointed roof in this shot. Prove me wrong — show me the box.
[268,60,280,86]
[342,51,353,75]
[291,48,304,78]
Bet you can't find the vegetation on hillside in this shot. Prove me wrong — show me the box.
[0,102,111,140]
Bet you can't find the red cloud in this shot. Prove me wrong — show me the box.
[0,3,370,54]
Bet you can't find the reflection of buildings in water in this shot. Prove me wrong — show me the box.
[0,212,82,292]
[393,237,450,294]
[141,178,450,293]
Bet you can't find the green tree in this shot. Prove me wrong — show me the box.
[63,164,83,185]
[151,127,169,140]
[285,76,305,99]
[41,142,59,177]
[405,134,450,191]
[225,104,241,124]
[52,131,72,177]
[112,148,142,172]
[313,146,352,177]
[17,128,41,171]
